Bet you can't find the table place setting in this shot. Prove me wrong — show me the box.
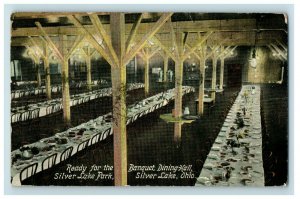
[195,85,264,187]
[11,83,145,123]
[11,85,195,186]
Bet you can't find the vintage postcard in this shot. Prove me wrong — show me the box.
[10,12,288,186]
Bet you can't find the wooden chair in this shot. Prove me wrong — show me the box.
[20,163,38,183]
[101,128,111,141]
[11,113,21,123]
[90,133,101,146]
[60,146,73,162]
[42,153,57,170]
[20,111,31,122]
[77,139,89,153]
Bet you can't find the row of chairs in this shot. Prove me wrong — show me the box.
[11,108,40,123]
[19,146,73,183]
[20,128,110,183]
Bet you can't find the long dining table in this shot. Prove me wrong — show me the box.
[11,86,195,186]
[195,85,265,186]
[11,83,144,123]
[11,80,107,100]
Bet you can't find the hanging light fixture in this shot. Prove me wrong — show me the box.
[252,48,256,59]
[249,31,258,68]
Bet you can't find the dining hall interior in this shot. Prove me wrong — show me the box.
[10,12,288,186]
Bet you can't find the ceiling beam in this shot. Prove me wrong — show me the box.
[35,22,64,61]
[151,36,176,61]
[89,14,119,66]
[270,43,287,60]
[275,39,287,52]
[125,13,143,53]
[222,46,238,59]
[68,15,115,66]
[123,13,172,65]
[267,45,285,61]
[28,36,45,59]
[66,35,85,59]
[183,31,213,60]
[12,18,271,37]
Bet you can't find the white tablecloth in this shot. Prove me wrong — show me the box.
[11,83,144,123]
[195,85,264,186]
[11,86,195,186]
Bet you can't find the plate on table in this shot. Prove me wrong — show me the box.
[211,146,221,151]
[203,163,215,170]
[207,154,219,160]
[197,177,212,185]
[215,139,223,144]
[251,135,262,139]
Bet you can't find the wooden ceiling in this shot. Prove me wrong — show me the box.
[11,12,288,63]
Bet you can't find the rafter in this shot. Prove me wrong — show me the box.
[68,15,115,66]
[183,31,213,60]
[152,36,176,61]
[28,36,45,59]
[217,46,231,59]
[66,35,85,59]
[35,22,64,61]
[149,47,161,58]
[89,14,119,66]
[270,43,287,60]
[185,44,201,60]
[168,19,179,59]
[267,45,285,61]
[275,39,287,52]
[222,46,237,59]
[25,45,40,63]
[205,39,227,59]
[124,13,173,65]
[125,13,143,53]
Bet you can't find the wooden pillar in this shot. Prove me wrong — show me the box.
[86,54,92,90]
[174,60,183,117]
[43,44,51,100]
[61,58,71,124]
[134,56,137,82]
[60,35,71,124]
[174,122,182,143]
[44,57,51,99]
[111,13,127,186]
[211,55,217,102]
[144,56,149,95]
[36,62,41,87]
[163,56,168,82]
[174,31,184,143]
[219,46,225,90]
[198,58,206,115]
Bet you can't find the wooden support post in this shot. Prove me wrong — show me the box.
[44,57,51,99]
[144,57,150,95]
[43,44,51,100]
[219,46,225,90]
[134,56,137,82]
[36,62,41,87]
[163,56,168,82]
[60,35,71,125]
[144,48,150,95]
[86,54,92,90]
[211,55,217,102]
[198,57,206,115]
[174,59,183,117]
[110,13,127,186]
[174,122,182,143]
[174,31,184,142]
